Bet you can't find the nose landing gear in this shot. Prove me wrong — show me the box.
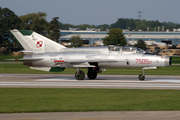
[139,69,145,81]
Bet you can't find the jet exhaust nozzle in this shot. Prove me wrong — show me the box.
[165,56,172,66]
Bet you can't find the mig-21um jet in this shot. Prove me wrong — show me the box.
[10,29,172,81]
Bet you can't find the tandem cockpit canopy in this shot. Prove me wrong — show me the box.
[108,45,145,53]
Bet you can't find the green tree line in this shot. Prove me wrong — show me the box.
[61,18,180,31]
[0,7,60,49]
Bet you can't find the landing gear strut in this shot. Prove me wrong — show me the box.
[75,68,85,80]
[138,69,145,81]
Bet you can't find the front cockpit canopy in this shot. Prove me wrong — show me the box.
[108,45,145,53]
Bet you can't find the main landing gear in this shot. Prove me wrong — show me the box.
[75,67,98,80]
[138,69,145,81]
[87,67,97,79]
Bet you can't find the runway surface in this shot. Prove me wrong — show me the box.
[1,74,180,120]
[0,74,180,89]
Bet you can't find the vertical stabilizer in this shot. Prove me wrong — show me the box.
[10,29,66,52]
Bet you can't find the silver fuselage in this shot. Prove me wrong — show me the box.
[23,46,171,69]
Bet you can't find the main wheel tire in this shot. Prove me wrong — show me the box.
[75,70,85,80]
[87,71,97,79]
[138,74,145,81]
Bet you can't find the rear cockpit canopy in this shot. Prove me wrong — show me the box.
[108,45,145,54]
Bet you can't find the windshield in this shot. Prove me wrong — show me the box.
[108,45,145,53]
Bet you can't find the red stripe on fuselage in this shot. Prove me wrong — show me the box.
[54,60,65,63]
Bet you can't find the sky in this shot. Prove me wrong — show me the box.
[1,0,180,25]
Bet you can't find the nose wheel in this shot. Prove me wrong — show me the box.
[75,68,85,80]
[139,69,145,81]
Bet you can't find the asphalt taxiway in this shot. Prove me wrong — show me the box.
[1,111,180,120]
[0,74,180,89]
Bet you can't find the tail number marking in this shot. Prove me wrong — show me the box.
[136,59,152,64]
[36,41,43,48]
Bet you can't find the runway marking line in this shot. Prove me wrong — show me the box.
[1,81,180,88]
[35,79,180,83]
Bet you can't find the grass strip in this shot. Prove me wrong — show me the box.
[0,88,180,113]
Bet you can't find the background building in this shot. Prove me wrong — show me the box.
[60,28,180,46]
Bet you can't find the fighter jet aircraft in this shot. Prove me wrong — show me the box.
[10,29,172,81]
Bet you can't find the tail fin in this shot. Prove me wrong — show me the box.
[10,29,66,52]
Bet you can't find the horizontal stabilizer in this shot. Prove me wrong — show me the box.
[30,67,65,72]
